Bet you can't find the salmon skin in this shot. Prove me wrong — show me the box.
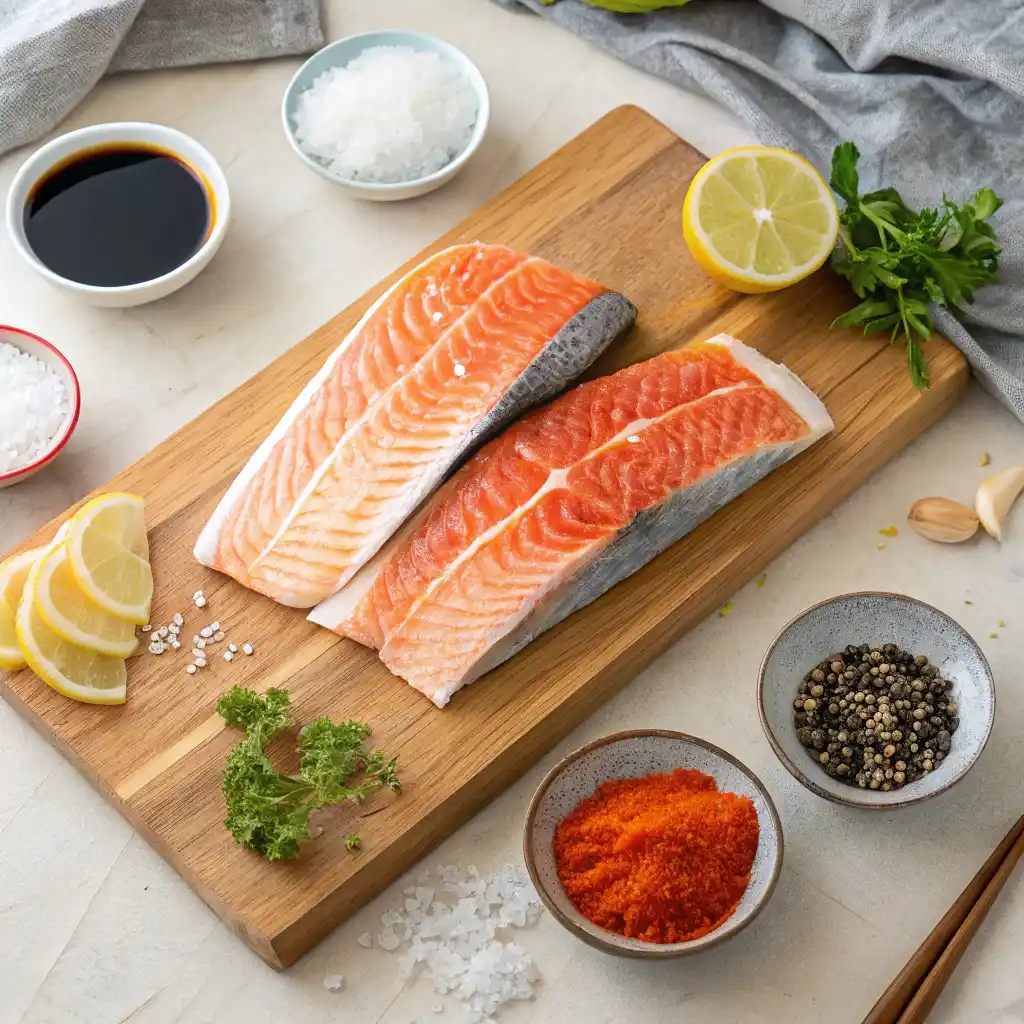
[310,335,833,707]
[194,243,636,607]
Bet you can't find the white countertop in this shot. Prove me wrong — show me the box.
[2,3,1023,1023]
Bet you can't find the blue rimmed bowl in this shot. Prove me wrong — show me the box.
[281,31,490,201]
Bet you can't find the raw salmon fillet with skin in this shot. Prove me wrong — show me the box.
[194,242,636,607]
[309,336,833,707]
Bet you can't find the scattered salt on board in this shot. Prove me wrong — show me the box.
[0,342,69,474]
[292,45,478,184]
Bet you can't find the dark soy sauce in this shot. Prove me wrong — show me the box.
[23,144,212,288]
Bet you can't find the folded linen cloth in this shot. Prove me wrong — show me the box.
[0,0,323,157]
[495,0,1024,423]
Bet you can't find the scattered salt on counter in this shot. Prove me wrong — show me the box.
[0,342,69,474]
[292,45,478,184]
[369,864,542,1023]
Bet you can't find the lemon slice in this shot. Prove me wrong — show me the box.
[683,146,839,293]
[67,493,153,624]
[0,547,45,670]
[34,543,139,657]
[16,554,126,704]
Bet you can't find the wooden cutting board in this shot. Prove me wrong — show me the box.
[0,106,968,968]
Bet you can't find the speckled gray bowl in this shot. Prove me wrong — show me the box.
[523,730,783,958]
[759,592,995,809]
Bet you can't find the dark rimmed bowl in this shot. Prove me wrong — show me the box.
[523,729,783,958]
[758,592,995,809]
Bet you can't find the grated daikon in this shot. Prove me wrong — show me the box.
[0,342,69,475]
[292,46,478,184]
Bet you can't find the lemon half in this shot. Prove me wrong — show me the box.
[683,146,839,293]
[67,493,153,624]
[16,553,127,704]
[0,547,45,670]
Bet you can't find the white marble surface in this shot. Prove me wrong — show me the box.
[1,2,1023,1022]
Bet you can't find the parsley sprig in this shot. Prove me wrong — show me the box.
[216,686,400,862]
[828,142,1002,389]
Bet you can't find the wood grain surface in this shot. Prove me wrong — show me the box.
[0,106,969,968]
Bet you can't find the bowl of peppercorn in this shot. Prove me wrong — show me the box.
[758,593,995,809]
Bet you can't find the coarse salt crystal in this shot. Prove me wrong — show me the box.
[323,973,346,992]
[374,865,541,1021]
[223,651,234,662]
[200,626,213,638]
[186,664,197,675]
[242,643,253,656]
[228,642,237,653]
[0,342,70,474]
[172,613,184,626]
[356,932,372,948]
[213,631,225,642]
[292,46,478,185]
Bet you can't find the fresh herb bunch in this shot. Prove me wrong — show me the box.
[829,142,1002,389]
[216,686,400,862]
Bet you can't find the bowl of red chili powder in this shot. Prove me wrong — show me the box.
[524,730,783,958]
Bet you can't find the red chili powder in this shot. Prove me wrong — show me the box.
[553,768,760,943]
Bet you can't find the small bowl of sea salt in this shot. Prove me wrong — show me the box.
[282,31,489,201]
[0,325,80,488]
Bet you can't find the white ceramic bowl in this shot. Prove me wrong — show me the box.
[281,31,490,202]
[759,592,995,809]
[524,730,783,958]
[6,122,230,308]
[0,325,81,489]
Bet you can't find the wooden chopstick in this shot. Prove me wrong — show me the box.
[863,813,1024,1024]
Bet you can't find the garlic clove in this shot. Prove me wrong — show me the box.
[907,497,980,544]
[975,467,1024,542]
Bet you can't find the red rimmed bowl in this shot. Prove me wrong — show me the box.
[0,325,80,489]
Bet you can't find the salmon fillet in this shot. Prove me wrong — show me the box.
[194,243,636,607]
[310,336,833,706]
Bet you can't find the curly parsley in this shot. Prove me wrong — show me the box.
[829,142,1002,389]
[216,686,400,862]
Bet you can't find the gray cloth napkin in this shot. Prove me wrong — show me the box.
[495,0,1024,423]
[0,0,323,157]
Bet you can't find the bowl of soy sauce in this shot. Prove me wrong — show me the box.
[6,122,230,307]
